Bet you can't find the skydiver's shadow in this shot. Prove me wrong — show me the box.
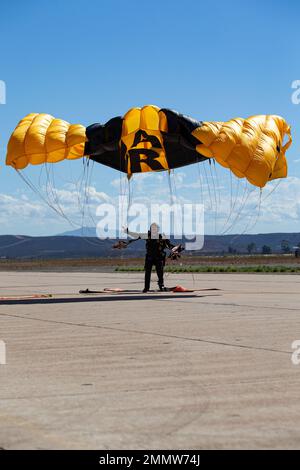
[0,293,221,305]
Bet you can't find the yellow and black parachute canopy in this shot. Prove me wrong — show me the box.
[6,105,292,188]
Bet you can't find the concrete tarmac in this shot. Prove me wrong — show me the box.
[0,271,300,449]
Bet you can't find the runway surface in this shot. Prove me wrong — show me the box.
[0,271,300,449]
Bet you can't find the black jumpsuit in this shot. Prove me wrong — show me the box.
[144,234,174,291]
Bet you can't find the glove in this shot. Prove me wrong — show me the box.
[113,241,128,249]
[169,251,181,260]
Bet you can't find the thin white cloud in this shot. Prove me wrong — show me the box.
[0,174,300,235]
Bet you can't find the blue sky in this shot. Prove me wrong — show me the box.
[0,0,299,235]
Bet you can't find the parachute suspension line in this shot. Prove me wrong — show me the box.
[202,161,213,212]
[229,188,263,244]
[229,170,233,214]
[85,159,99,228]
[221,180,248,235]
[217,169,234,235]
[57,160,86,231]
[19,168,58,219]
[76,157,89,232]
[214,159,223,233]
[45,164,56,206]
[118,168,123,236]
[167,170,175,205]
[235,182,262,235]
[232,181,251,229]
[196,162,204,208]
[227,179,281,244]
[261,179,281,203]
[82,160,108,246]
[126,175,134,230]
[165,171,177,239]
[17,170,48,210]
[38,163,45,191]
[40,157,102,248]
[208,160,217,208]
[129,174,134,210]
[73,157,91,234]
[125,175,131,232]
[172,169,179,203]
[212,159,221,205]
[244,187,263,234]
[250,187,262,232]
[16,170,76,223]
[76,159,108,247]
[171,169,181,238]
[84,160,112,245]
[45,158,86,226]
[82,159,90,228]
[231,176,241,216]
[219,174,263,237]
[44,164,56,213]
[221,182,253,235]
[44,163,77,228]
[208,159,218,234]
[38,163,60,218]
[117,169,130,237]
[117,144,129,234]
[79,158,86,224]
[45,164,63,218]
[54,166,82,228]
[220,175,241,234]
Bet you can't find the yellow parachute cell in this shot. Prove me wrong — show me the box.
[6,113,86,170]
[192,115,292,187]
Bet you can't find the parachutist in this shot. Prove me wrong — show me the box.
[120,223,181,292]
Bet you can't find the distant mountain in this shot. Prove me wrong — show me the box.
[58,227,97,237]
[0,235,117,259]
[58,227,122,238]
[0,232,299,259]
